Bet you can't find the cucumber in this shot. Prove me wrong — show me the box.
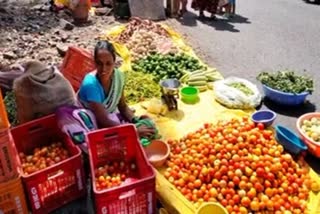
[205,73,224,81]
[188,80,207,86]
[204,68,218,73]
[179,73,190,83]
[190,73,206,77]
[188,76,207,82]
[207,82,214,89]
[190,69,206,76]
[195,85,208,92]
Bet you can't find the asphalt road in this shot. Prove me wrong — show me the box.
[169,0,320,131]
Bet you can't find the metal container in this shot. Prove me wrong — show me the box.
[160,79,181,96]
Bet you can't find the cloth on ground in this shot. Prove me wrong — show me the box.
[0,65,25,96]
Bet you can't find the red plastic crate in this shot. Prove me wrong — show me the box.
[61,46,96,92]
[0,176,29,214]
[0,129,19,183]
[88,124,156,214]
[10,115,86,214]
[0,88,10,129]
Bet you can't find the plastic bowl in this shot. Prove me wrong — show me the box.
[143,140,170,168]
[196,202,228,214]
[275,125,307,155]
[262,84,309,106]
[251,110,276,127]
[180,86,199,104]
[296,112,320,158]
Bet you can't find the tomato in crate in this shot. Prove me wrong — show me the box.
[0,129,19,183]
[88,124,156,214]
[0,176,29,214]
[11,115,86,214]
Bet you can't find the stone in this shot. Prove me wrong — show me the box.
[29,23,40,31]
[31,4,43,11]
[3,52,17,60]
[56,44,68,57]
[60,19,74,31]
[61,33,70,42]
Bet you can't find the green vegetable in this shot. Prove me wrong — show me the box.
[3,91,18,126]
[132,53,203,82]
[124,70,161,105]
[257,70,314,94]
[228,82,254,96]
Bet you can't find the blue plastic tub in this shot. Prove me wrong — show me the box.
[251,110,276,127]
[275,125,307,155]
[262,84,309,106]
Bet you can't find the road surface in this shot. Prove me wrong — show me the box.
[169,0,320,130]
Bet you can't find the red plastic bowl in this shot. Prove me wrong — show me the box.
[296,112,320,157]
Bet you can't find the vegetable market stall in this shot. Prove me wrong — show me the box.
[100,19,320,214]
[132,91,320,214]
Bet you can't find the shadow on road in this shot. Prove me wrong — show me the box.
[263,97,317,118]
[175,12,251,33]
[175,11,198,27]
[303,0,320,5]
[305,153,320,174]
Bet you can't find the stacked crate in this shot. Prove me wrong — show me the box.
[0,89,28,214]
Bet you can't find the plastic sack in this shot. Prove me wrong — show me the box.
[213,77,262,109]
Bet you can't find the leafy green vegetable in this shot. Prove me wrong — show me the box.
[124,70,161,105]
[132,53,203,82]
[257,70,314,94]
[229,82,254,95]
[4,91,18,126]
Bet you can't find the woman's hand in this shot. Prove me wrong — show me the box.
[139,115,151,120]
[137,125,155,138]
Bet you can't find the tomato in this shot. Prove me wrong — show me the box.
[257,123,264,130]
[194,179,202,188]
[163,117,310,213]
[250,201,259,211]
[241,196,251,207]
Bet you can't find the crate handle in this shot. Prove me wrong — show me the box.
[28,124,45,133]
[119,189,136,200]
[48,170,64,180]
[104,133,119,140]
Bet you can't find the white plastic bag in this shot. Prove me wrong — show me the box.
[213,77,262,109]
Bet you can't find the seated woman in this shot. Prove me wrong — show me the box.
[77,40,155,138]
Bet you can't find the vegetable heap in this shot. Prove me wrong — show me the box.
[257,71,313,94]
[165,118,314,213]
[114,18,169,43]
[229,82,254,96]
[132,53,203,82]
[124,70,161,105]
[180,68,223,92]
[126,29,178,62]
[301,117,320,142]
[4,91,18,126]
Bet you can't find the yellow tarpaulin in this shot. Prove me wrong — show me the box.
[132,91,320,214]
[103,22,319,214]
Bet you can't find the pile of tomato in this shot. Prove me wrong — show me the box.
[165,117,312,214]
[19,142,70,175]
[94,161,137,191]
